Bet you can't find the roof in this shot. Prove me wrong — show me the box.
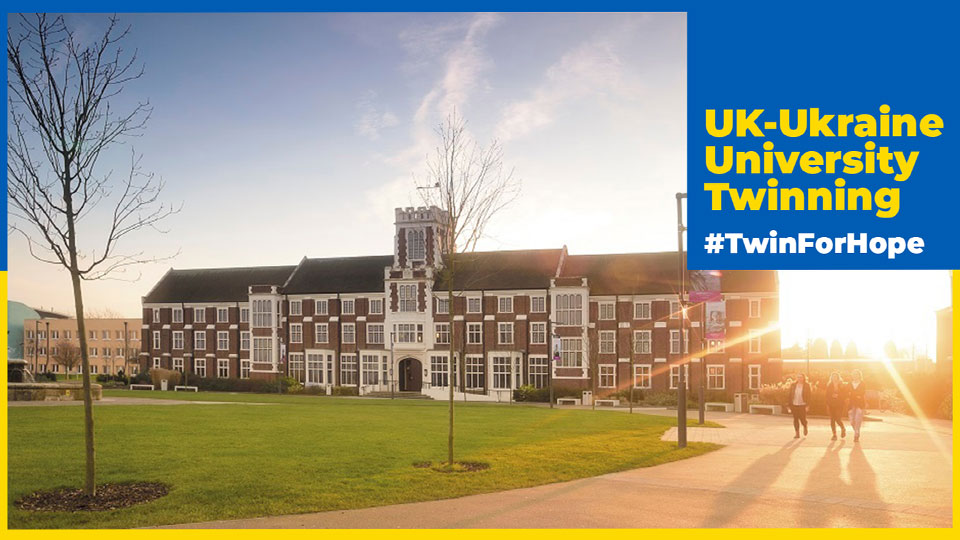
[144,265,297,303]
[561,251,778,295]
[283,255,394,294]
[435,249,563,291]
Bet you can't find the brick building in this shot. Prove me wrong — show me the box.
[140,206,780,400]
[23,317,142,376]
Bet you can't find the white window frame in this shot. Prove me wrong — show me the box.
[634,364,652,389]
[315,299,329,315]
[530,322,546,345]
[530,296,546,313]
[217,331,229,351]
[218,358,230,378]
[633,330,652,354]
[598,364,616,388]
[465,355,485,390]
[152,308,160,322]
[290,323,303,344]
[240,308,249,324]
[251,299,273,328]
[367,323,384,345]
[289,353,305,382]
[749,330,762,353]
[749,298,761,319]
[599,302,616,320]
[315,323,328,344]
[498,322,514,345]
[217,308,229,323]
[435,297,449,315]
[361,354,380,385]
[528,356,549,388]
[340,354,358,386]
[194,331,206,351]
[748,364,762,390]
[153,357,161,369]
[670,300,681,319]
[491,355,513,389]
[467,322,483,345]
[634,301,651,320]
[240,331,250,351]
[194,307,206,323]
[342,323,356,344]
[670,364,690,390]
[708,339,725,353]
[559,338,582,368]
[341,299,355,315]
[599,330,616,354]
[290,300,302,316]
[253,337,272,364]
[434,323,450,345]
[173,308,183,323]
[398,284,418,313]
[498,296,513,314]
[241,359,252,379]
[173,331,184,350]
[707,364,726,390]
[194,358,207,378]
[670,329,689,354]
[369,298,383,315]
[407,228,426,261]
[467,296,482,314]
[152,331,160,350]
[556,294,583,326]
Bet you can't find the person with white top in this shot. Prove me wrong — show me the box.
[788,373,811,438]
[848,369,867,442]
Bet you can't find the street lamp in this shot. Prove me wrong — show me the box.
[676,192,687,449]
[390,330,395,400]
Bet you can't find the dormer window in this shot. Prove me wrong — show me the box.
[407,229,426,261]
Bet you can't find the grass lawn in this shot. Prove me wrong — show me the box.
[9,392,720,528]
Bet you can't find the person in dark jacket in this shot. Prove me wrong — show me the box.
[847,369,867,442]
[825,371,847,440]
[788,373,812,438]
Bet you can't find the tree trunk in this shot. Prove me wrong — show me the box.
[70,269,96,497]
[447,258,456,466]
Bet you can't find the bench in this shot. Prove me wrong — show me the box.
[557,398,582,406]
[706,401,734,412]
[129,384,154,391]
[749,404,782,415]
[594,399,620,407]
[174,385,199,392]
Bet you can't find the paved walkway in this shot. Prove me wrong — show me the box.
[164,410,952,528]
[8,396,272,407]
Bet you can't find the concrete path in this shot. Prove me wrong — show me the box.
[164,410,952,528]
[7,396,272,407]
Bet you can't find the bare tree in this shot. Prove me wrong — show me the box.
[7,14,178,496]
[417,111,519,466]
[53,340,81,378]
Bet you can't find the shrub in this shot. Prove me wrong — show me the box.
[512,385,581,402]
[281,377,302,394]
[149,368,182,388]
[330,386,358,397]
[133,370,152,384]
[34,372,57,382]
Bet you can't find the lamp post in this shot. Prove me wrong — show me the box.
[390,330,395,400]
[676,192,687,449]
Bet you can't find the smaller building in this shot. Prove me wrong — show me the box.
[23,317,142,376]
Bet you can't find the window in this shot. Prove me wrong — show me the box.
[556,294,582,326]
[102,330,110,340]
[340,354,358,386]
[253,338,272,364]
[434,323,450,345]
[670,364,690,389]
[290,324,303,344]
[218,331,229,351]
[153,357,161,369]
[634,301,651,320]
[367,324,384,345]
[194,308,206,323]
[240,308,249,324]
[467,323,482,344]
[498,322,514,345]
[290,300,302,316]
[395,323,423,343]
[252,299,273,327]
[559,338,582,367]
[289,353,305,382]
[51,364,59,373]
[435,297,449,314]
[361,354,380,385]
[315,323,328,343]
[467,297,482,313]
[599,365,616,388]
[173,331,184,350]
[492,356,512,389]
[749,330,762,353]
[218,359,230,378]
[671,300,681,319]
[749,298,761,318]
[152,331,160,349]
[407,228,426,261]
[670,330,689,354]
[398,284,418,312]
[173,357,184,373]
[498,296,513,313]
[240,331,250,351]
[708,339,725,353]
[194,331,206,350]
[707,365,726,389]
[51,330,59,340]
[530,322,546,345]
[748,364,762,390]
[217,308,229,323]
[431,355,452,387]
[531,296,546,313]
[599,330,616,354]
[173,308,183,323]
[194,358,206,378]
[241,359,251,379]
[307,353,324,385]
[315,299,328,315]
[599,302,616,320]
[369,298,383,315]
[91,365,98,374]
[152,308,160,322]
[633,330,652,354]
[341,299,355,315]
[90,347,99,357]
[86,330,93,340]
[466,356,485,389]
[342,323,356,344]
[529,356,549,388]
[634,364,652,389]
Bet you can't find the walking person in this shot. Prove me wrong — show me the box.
[825,371,847,440]
[848,369,866,442]
[789,373,811,438]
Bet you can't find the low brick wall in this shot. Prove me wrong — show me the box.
[8,382,103,401]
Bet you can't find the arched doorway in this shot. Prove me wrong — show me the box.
[398,358,422,392]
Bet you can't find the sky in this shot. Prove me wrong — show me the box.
[7,13,951,360]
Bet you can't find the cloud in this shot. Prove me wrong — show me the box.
[355,91,399,140]
[495,36,640,142]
